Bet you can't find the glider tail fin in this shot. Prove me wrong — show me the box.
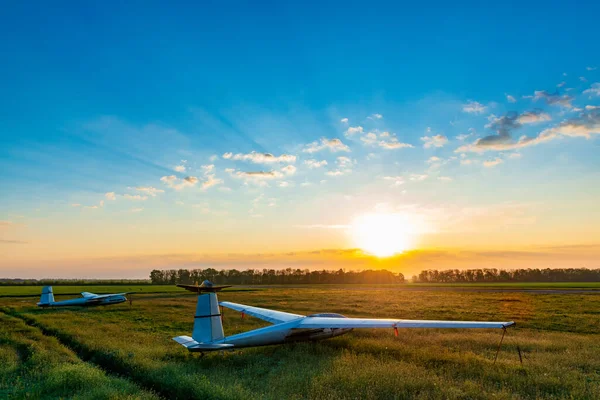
[38,286,55,306]
[192,292,224,343]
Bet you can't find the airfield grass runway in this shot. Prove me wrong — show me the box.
[1,285,599,399]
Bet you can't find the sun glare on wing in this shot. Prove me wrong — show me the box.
[351,213,415,257]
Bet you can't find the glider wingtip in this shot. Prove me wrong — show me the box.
[503,321,516,329]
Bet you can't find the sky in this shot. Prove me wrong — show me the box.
[1,1,600,278]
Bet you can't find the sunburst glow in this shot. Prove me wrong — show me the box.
[351,213,415,257]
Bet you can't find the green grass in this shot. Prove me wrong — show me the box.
[1,286,599,399]
[0,311,158,399]
[407,282,600,289]
[0,285,256,297]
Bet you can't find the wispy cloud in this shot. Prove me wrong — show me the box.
[105,192,116,200]
[160,175,200,190]
[304,159,328,168]
[130,208,144,213]
[483,158,503,167]
[457,110,600,153]
[345,126,363,136]
[462,100,487,114]
[583,83,600,97]
[174,165,186,172]
[383,176,405,187]
[529,90,573,108]
[409,174,428,181]
[421,131,448,148]
[303,138,350,153]
[506,94,516,103]
[123,194,148,201]
[134,187,164,196]
[361,131,413,149]
[340,117,348,124]
[223,151,296,164]
[367,113,383,120]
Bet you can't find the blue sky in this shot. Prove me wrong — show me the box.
[1,2,600,277]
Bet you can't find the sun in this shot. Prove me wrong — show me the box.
[351,213,415,257]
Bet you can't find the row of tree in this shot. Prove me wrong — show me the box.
[149,268,405,285]
[412,268,600,283]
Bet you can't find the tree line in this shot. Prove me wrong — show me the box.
[412,268,600,283]
[149,268,405,285]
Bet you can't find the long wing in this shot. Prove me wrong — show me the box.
[81,292,129,299]
[297,317,515,329]
[219,301,304,324]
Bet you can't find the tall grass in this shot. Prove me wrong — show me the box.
[1,286,599,399]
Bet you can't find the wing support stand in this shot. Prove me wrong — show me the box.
[493,327,506,364]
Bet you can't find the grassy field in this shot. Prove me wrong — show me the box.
[0,285,256,297]
[1,286,599,399]
[2,281,599,298]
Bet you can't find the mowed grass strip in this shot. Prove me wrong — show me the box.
[0,311,158,400]
[2,286,600,399]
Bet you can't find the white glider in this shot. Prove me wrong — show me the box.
[173,281,515,353]
[37,286,129,307]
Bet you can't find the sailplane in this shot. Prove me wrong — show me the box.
[37,286,130,307]
[173,281,515,354]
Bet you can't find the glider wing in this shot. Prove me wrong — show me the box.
[219,301,305,325]
[297,317,515,329]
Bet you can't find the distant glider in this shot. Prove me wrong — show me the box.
[173,281,515,354]
[37,286,129,307]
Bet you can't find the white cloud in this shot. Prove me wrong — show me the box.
[368,113,383,120]
[304,159,328,168]
[160,175,200,190]
[124,194,148,201]
[421,133,448,148]
[202,175,223,189]
[462,100,487,114]
[222,151,296,164]
[227,169,283,186]
[135,187,164,196]
[340,118,348,124]
[326,170,346,177]
[438,176,453,182]
[360,131,412,149]
[303,138,350,153]
[336,156,353,169]
[585,105,599,110]
[383,176,405,187]
[580,76,588,82]
[517,111,551,124]
[506,94,517,103]
[281,165,297,175]
[460,158,476,166]
[409,174,428,181]
[587,66,597,71]
[426,156,441,164]
[455,128,475,141]
[531,90,573,108]
[105,192,116,200]
[71,203,81,207]
[201,164,215,174]
[508,152,522,159]
[583,83,600,97]
[457,110,600,153]
[483,158,503,168]
[84,205,99,209]
[278,181,291,188]
[345,126,364,136]
[174,165,186,172]
[130,208,144,213]
[557,81,566,88]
